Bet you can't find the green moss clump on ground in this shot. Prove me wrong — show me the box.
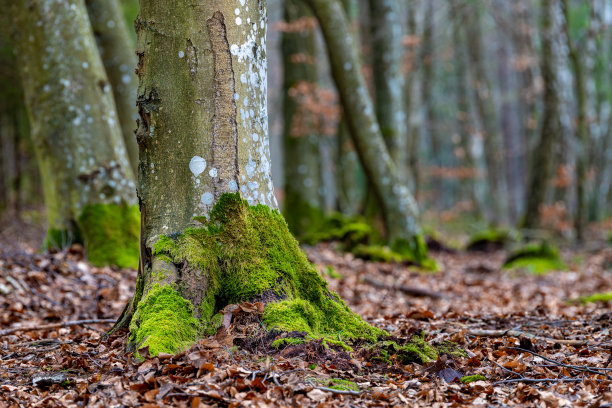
[461,375,487,384]
[134,193,387,355]
[43,228,80,251]
[466,228,520,251]
[299,212,436,269]
[78,203,139,268]
[271,337,305,349]
[574,292,612,304]
[129,285,200,356]
[503,241,566,275]
[307,377,359,392]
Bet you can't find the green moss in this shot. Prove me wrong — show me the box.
[129,285,200,356]
[324,265,342,279]
[574,292,612,304]
[434,341,469,358]
[466,228,520,251]
[271,337,305,349]
[460,375,487,384]
[78,203,139,268]
[43,228,80,251]
[133,193,385,355]
[308,377,359,392]
[503,241,566,274]
[391,236,438,270]
[369,333,439,364]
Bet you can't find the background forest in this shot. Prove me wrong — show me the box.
[1,0,611,406]
[3,0,612,244]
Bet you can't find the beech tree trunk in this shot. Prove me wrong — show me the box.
[86,0,139,174]
[121,0,380,356]
[10,0,138,268]
[305,0,428,262]
[368,0,405,166]
[523,0,561,230]
[462,1,508,223]
[282,0,323,235]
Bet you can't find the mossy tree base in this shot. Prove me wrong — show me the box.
[127,193,385,356]
[44,203,139,269]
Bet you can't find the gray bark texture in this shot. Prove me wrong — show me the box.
[86,0,139,174]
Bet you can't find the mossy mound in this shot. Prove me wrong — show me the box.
[78,203,139,269]
[43,203,139,269]
[307,377,359,392]
[461,375,487,384]
[573,292,612,304]
[466,228,520,252]
[128,193,386,356]
[503,241,566,274]
[301,212,435,269]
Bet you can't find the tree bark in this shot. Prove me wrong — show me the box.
[10,0,138,268]
[462,0,508,223]
[523,0,561,230]
[368,0,406,166]
[304,0,428,262]
[85,0,139,174]
[122,0,381,356]
[281,0,323,235]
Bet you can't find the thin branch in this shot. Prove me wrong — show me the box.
[468,329,587,346]
[492,377,586,386]
[0,319,116,336]
[311,385,360,396]
[508,347,611,378]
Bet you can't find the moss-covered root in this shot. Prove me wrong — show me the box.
[78,203,140,268]
[128,193,384,356]
[128,286,200,356]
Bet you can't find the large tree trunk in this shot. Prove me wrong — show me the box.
[281,0,324,235]
[10,0,138,268]
[523,0,561,230]
[304,0,428,263]
[122,0,381,356]
[85,0,139,174]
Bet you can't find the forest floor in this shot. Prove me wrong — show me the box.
[0,212,611,407]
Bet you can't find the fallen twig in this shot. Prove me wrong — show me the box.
[311,385,360,396]
[362,275,442,299]
[468,329,587,346]
[0,319,116,336]
[492,377,585,386]
[508,347,612,378]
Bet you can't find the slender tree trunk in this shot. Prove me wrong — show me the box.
[462,0,508,223]
[120,0,381,356]
[420,0,439,206]
[281,0,323,235]
[304,0,428,262]
[495,20,522,224]
[336,0,365,216]
[85,0,139,174]
[404,1,421,194]
[10,0,138,267]
[368,0,405,166]
[523,0,561,230]
[451,1,480,213]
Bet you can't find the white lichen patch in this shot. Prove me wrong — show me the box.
[189,156,206,176]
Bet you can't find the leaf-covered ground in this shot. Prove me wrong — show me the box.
[0,215,611,407]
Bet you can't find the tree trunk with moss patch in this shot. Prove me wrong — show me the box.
[304,0,428,263]
[282,0,324,236]
[10,0,138,268]
[120,0,382,356]
[85,0,139,174]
